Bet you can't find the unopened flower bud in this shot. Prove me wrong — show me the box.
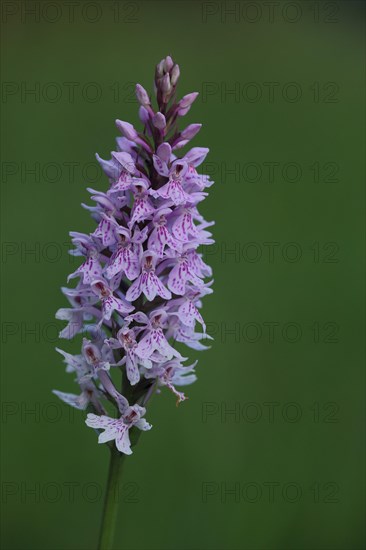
[164,55,174,72]
[136,84,150,106]
[171,64,180,86]
[181,123,202,140]
[156,59,165,77]
[152,112,166,129]
[139,106,150,125]
[172,139,189,151]
[162,73,171,94]
[179,92,199,109]
[178,106,191,117]
[115,120,138,140]
[156,142,171,163]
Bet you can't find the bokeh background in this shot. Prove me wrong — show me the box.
[1,1,365,549]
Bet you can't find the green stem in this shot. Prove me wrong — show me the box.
[97,379,155,549]
[98,447,126,550]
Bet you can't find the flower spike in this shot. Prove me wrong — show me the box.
[54,56,214,455]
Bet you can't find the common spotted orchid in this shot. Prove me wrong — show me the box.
[54,56,214,459]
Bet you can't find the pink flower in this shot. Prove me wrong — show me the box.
[126,251,171,302]
[86,403,151,455]
[54,56,214,454]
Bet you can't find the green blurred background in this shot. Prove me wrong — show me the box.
[1,1,365,549]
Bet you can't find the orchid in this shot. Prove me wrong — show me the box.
[54,56,214,550]
[86,404,152,456]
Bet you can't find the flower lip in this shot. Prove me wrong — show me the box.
[171,161,187,180]
[150,308,168,328]
[85,348,96,362]
[131,178,149,192]
[144,255,153,270]
[117,327,136,349]
[91,279,110,297]
[124,408,138,424]
[142,250,157,271]
[82,339,101,365]
[116,227,130,245]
